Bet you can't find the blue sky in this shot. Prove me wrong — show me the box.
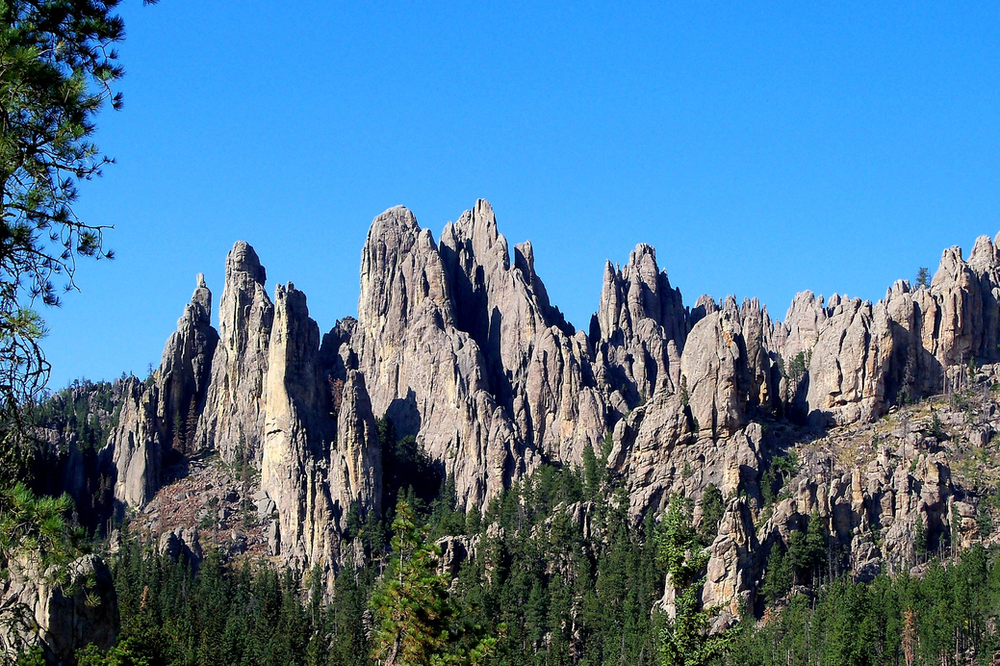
[44,1,1000,388]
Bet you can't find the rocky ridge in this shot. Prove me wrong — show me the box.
[65,202,1000,614]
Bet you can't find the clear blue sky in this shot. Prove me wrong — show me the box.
[44,1,1000,388]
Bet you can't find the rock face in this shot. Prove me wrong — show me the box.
[330,370,382,525]
[105,276,219,508]
[105,377,160,507]
[196,242,274,465]
[0,555,118,664]
[702,498,757,615]
[591,244,688,408]
[802,298,894,426]
[353,201,610,509]
[87,201,1000,614]
[262,284,339,567]
[156,275,219,460]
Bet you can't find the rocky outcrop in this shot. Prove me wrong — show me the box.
[104,377,160,507]
[609,388,761,517]
[104,277,221,508]
[196,242,274,465]
[438,200,606,463]
[592,244,687,407]
[0,555,118,664]
[679,303,751,438]
[262,283,337,567]
[702,498,757,615]
[73,201,1000,619]
[156,274,218,459]
[355,204,528,509]
[330,369,382,526]
[803,298,894,426]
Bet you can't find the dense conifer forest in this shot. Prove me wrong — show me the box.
[9,409,997,666]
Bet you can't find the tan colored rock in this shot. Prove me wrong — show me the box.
[679,305,749,438]
[262,283,336,567]
[932,246,982,367]
[592,244,688,406]
[702,498,757,616]
[196,241,274,465]
[804,298,894,425]
[1,555,118,664]
[330,369,382,526]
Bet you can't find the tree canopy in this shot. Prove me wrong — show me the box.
[0,0,152,469]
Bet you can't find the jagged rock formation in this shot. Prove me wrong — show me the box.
[196,242,273,465]
[0,555,118,664]
[156,274,218,459]
[105,377,159,507]
[591,243,687,408]
[83,202,1000,613]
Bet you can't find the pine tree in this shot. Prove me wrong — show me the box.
[655,495,731,666]
[370,499,498,666]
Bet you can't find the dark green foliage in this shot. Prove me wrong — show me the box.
[111,537,363,666]
[760,542,794,604]
[32,379,119,452]
[0,0,156,457]
[0,482,83,577]
[91,459,1000,666]
[787,352,810,383]
[370,499,498,665]
[719,545,1000,666]
[656,495,731,666]
[761,451,797,506]
[916,267,930,289]
[698,484,724,547]
[378,416,444,520]
[787,510,828,585]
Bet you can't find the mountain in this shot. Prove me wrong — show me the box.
[32,200,1000,619]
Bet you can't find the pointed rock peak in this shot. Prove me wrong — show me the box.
[697,295,719,313]
[447,198,509,271]
[228,241,266,285]
[190,274,212,325]
[462,198,500,242]
[740,297,762,314]
[722,294,739,314]
[783,290,823,321]
[968,235,999,273]
[889,279,911,297]
[628,243,658,267]
[275,281,306,308]
[514,240,535,278]
[932,246,969,288]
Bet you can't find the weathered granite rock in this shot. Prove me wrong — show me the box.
[679,304,751,438]
[262,283,337,567]
[330,369,382,527]
[156,275,219,459]
[355,204,530,509]
[196,242,274,465]
[702,497,757,616]
[804,298,894,425]
[158,527,202,563]
[0,555,118,664]
[67,204,1000,618]
[609,387,761,517]
[103,278,221,508]
[439,200,606,463]
[592,244,688,406]
[104,377,160,508]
